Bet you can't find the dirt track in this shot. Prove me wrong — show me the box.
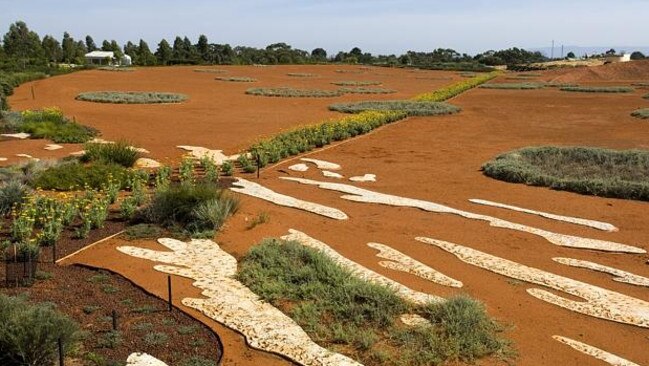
[13,65,649,365]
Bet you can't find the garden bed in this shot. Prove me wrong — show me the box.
[329,100,460,116]
[76,91,188,104]
[246,87,343,98]
[480,82,545,90]
[560,86,634,93]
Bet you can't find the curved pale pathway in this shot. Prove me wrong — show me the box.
[0,157,6,162]
[282,229,443,305]
[349,174,376,182]
[553,336,640,366]
[300,158,341,170]
[118,238,362,366]
[400,314,432,327]
[280,178,645,254]
[134,158,162,169]
[417,236,649,328]
[126,353,169,366]
[288,163,309,172]
[1,132,30,139]
[469,199,618,232]
[553,257,649,287]
[230,178,348,220]
[44,144,63,151]
[323,171,344,179]
[177,145,239,165]
[367,242,463,288]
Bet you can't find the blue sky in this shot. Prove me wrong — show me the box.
[1,0,648,55]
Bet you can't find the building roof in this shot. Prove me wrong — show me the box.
[85,51,114,58]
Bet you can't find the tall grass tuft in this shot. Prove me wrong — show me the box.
[81,140,141,167]
[482,146,649,200]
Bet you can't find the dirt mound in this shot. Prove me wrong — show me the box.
[547,60,649,83]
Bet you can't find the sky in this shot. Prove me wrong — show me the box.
[1,0,648,55]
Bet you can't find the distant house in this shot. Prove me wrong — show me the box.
[604,53,632,63]
[121,54,132,66]
[85,51,115,65]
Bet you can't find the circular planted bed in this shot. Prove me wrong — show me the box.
[246,87,343,98]
[331,81,382,86]
[482,146,649,200]
[339,87,396,94]
[631,108,649,119]
[560,86,634,93]
[216,77,257,82]
[329,100,460,116]
[480,82,545,90]
[76,91,188,104]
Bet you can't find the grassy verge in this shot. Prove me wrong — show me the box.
[237,239,511,366]
[560,86,634,93]
[1,107,97,143]
[482,146,649,201]
[480,82,545,90]
[329,100,460,116]
[76,91,188,104]
[246,87,343,97]
[631,108,649,119]
[414,71,500,101]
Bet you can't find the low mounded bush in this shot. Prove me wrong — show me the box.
[286,73,318,77]
[339,87,396,94]
[32,161,131,190]
[0,294,81,366]
[560,86,634,93]
[329,100,460,116]
[237,239,510,365]
[545,83,578,88]
[631,108,649,119]
[81,141,141,167]
[5,108,98,143]
[246,87,343,98]
[331,81,381,86]
[480,82,545,90]
[76,91,188,104]
[194,69,227,74]
[482,146,649,200]
[215,77,256,82]
[0,179,30,215]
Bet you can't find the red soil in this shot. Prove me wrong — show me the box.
[15,69,649,365]
[3,65,460,167]
[546,59,649,83]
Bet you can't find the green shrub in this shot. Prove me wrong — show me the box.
[0,179,30,215]
[120,197,139,220]
[199,157,219,183]
[143,332,169,346]
[237,239,509,365]
[479,82,545,90]
[632,108,649,119]
[124,223,163,240]
[237,154,256,173]
[246,87,343,97]
[14,108,97,143]
[560,86,634,93]
[331,81,381,86]
[329,100,460,116]
[0,294,81,366]
[82,141,141,167]
[76,91,188,104]
[144,184,238,235]
[246,212,270,230]
[482,146,649,200]
[215,77,256,82]
[221,161,234,176]
[97,331,122,349]
[545,83,578,88]
[339,87,396,94]
[180,356,217,366]
[32,162,130,191]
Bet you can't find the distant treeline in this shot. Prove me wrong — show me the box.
[0,20,550,71]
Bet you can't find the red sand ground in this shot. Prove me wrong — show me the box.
[10,64,649,365]
[3,65,460,167]
[546,59,649,83]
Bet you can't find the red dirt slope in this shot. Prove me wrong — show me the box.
[547,60,649,83]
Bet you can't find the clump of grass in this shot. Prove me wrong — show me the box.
[631,108,649,119]
[124,223,164,240]
[143,332,169,346]
[81,141,141,167]
[482,146,649,201]
[76,91,188,104]
[32,161,130,190]
[339,87,396,94]
[131,305,157,314]
[237,239,510,366]
[143,183,239,236]
[194,69,227,74]
[329,100,460,116]
[246,87,343,98]
[246,211,270,230]
[480,82,545,90]
[97,330,122,349]
[560,86,634,93]
[287,73,318,77]
[215,77,256,82]
[180,356,216,366]
[331,81,382,86]
[11,108,98,143]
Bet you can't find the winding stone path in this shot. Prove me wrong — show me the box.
[553,257,649,287]
[553,336,640,366]
[300,158,341,170]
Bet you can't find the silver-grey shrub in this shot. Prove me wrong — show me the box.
[329,100,461,116]
[76,91,188,104]
[246,87,343,97]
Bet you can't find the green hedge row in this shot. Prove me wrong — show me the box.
[413,71,500,101]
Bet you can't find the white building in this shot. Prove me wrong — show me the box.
[121,54,132,66]
[604,53,632,63]
[85,51,115,65]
